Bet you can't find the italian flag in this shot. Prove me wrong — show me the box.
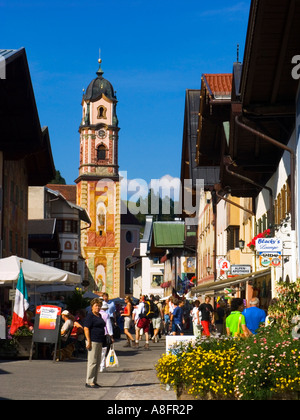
[10,267,29,335]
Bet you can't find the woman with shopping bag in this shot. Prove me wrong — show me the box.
[84,298,106,388]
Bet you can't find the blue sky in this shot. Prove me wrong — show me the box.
[1,0,251,193]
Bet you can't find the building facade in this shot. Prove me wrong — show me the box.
[28,186,91,282]
[120,211,141,297]
[0,48,55,311]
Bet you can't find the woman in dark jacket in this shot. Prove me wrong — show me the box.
[84,298,106,388]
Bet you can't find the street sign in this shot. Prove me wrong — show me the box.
[230,265,252,275]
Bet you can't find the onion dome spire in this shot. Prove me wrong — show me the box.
[96,58,104,77]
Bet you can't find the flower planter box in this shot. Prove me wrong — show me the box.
[0,339,18,359]
[176,385,236,400]
[15,336,33,358]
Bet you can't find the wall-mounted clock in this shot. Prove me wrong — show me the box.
[97,129,106,138]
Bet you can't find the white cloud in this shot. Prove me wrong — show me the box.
[120,172,181,202]
[199,2,249,18]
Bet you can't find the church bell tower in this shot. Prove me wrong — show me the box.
[76,58,120,297]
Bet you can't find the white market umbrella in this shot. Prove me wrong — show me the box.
[0,256,81,285]
[36,285,76,293]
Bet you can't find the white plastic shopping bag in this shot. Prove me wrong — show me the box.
[105,345,119,368]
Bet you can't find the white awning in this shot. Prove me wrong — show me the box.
[0,256,81,285]
[192,268,271,295]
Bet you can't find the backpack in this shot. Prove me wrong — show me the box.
[153,302,160,318]
[140,300,155,319]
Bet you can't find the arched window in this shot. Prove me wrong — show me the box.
[126,231,133,243]
[97,144,107,161]
[65,241,72,250]
[97,105,107,119]
[125,257,133,294]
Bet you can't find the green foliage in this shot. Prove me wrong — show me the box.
[235,326,300,400]
[13,326,33,337]
[65,288,90,313]
[156,338,238,399]
[135,188,180,226]
[49,170,66,185]
[268,279,300,330]
[157,280,300,400]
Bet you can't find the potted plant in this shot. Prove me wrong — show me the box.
[13,326,33,358]
[247,228,271,251]
[65,287,90,313]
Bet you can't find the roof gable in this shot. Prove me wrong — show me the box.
[203,74,232,98]
[153,221,185,248]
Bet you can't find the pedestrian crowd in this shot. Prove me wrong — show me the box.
[1,289,270,390]
[187,295,268,339]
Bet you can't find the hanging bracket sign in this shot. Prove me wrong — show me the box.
[255,238,282,252]
[217,257,231,271]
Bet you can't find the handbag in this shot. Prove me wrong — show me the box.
[105,345,119,368]
[105,334,113,346]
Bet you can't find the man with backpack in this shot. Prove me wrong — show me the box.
[133,295,151,350]
[151,295,162,343]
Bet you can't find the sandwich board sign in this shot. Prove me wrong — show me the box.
[29,305,62,362]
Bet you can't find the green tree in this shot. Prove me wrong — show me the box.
[268,279,300,330]
[135,188,180,226]
[49,170,66,185]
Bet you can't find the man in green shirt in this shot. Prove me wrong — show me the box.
[226,298,251,338]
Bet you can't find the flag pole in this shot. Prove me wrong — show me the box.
[10,258,29,336]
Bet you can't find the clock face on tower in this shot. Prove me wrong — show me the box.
[97,129,106,139]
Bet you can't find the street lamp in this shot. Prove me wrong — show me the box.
[238,239,245,250]
[239,238,254,254]
[206,266,212,275]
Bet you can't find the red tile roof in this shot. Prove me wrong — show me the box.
[202,74,232,97]
[46,184,76,204]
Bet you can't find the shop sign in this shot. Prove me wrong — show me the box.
[256,238,282,252]
[259,252,282,268]
[224,288,235,299]
[9,289,16,301]
[230,265,252,275]
[37,305,61,330]
[217,257,230,271]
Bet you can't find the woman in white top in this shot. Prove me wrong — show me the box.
[191,300,201,337]
[99,301,114,372]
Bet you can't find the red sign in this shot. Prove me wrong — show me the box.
[36,305,62,330]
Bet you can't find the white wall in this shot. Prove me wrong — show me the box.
[255,130,297,289]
